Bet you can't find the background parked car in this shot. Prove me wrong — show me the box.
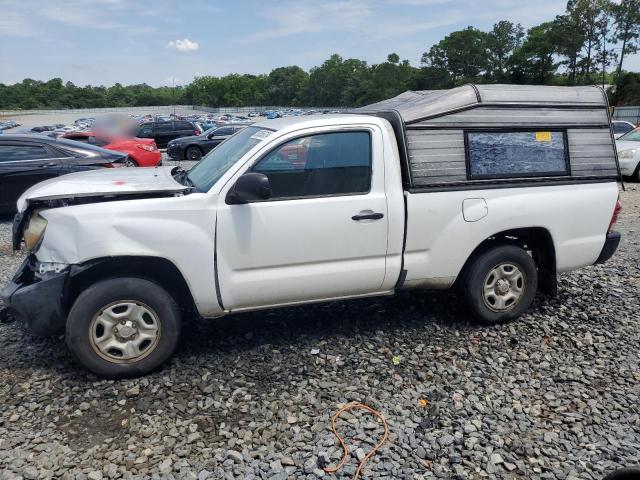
[612,120,636,139]
[616,127,640,181]
[0,134,129,213]
[136,120,202,148]
[62,132,161,167]
[167,125,246,161]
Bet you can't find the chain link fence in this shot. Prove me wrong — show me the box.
[612,106,640,125]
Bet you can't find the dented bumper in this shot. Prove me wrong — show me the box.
[0,256,69,336]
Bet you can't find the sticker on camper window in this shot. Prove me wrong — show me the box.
[250,129,273,141]
[535,131,552,142]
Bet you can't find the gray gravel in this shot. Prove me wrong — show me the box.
[0,183,639,479]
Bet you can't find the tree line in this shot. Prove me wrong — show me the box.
[1,0,638,110]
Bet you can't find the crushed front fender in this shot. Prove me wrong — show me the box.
[0,256,69,336]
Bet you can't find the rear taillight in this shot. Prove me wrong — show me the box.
[137,144,157,152]
[608,198,622,233]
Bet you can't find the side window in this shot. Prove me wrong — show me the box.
[215,127,233,136]
[252,131,371,199]
[614,122,633,135]
[466,130,568,179]
[0,144,50,162]
[175,121,193,130]
[91,137,110,147]
[155,122,174,133]
[139,124,153,136]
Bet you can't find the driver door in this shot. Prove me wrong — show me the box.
[215,127,389,310]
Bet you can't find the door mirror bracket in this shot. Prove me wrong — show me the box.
[226,173,271,204]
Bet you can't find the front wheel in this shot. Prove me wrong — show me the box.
[462,245,538,325]
[66,277,181,378]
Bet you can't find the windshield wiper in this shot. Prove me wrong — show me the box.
[172,167,197,190]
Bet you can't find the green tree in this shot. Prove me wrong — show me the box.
[266,66,309,106]
[613,0,640,82]
[615,72,640,104]
[510,22,558,84]
[552,13,586,83]
[421,27,490,83]
[486,21,524,81]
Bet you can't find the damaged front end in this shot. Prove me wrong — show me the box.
[0,255,70,335]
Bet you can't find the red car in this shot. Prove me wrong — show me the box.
[62,132,161,167]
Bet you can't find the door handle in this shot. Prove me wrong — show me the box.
[352,212,384,221]
[39,162,56,167]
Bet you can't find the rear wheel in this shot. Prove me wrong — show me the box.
[462,245,537,325]
[66,277,181,378]
[185,146,202,161]
[124,157,138,167]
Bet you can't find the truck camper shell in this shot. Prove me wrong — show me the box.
[353,84,621,190]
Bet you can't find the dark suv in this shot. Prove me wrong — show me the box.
[136,120,202,148]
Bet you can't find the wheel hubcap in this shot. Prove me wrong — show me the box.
[482,263,525,312]
[89,301,161,363]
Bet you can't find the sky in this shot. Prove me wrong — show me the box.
[0,0,638,87]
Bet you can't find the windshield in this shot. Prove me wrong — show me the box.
[187,126,273,192]
[202,126,218,136]
[619,127,640,141]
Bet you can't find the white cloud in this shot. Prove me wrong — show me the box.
[166,38,200,52]
[241,1,373,43]
[0,11,38,37]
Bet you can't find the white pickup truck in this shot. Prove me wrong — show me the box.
[2,84,622,378]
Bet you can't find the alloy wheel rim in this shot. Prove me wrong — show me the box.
[482,263,525,312]
[89,301,161,364]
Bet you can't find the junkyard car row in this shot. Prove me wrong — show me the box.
[0,84,626,379]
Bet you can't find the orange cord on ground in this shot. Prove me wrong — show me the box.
[322,402,389,480]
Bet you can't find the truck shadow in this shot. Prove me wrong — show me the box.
[179,289,485,357]
[0,289,550,382]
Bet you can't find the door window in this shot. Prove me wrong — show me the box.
[613,122,634,135]
[0,144,50,162]
[138,124,153,136]
[215,127,234,136]
[155,122,174,133]
[252,131,371,199]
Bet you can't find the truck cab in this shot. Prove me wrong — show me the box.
[1,85,622,378]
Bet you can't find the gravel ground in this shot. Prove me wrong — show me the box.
[0,181,639,480]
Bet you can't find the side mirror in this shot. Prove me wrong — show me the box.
[226,173,271,204]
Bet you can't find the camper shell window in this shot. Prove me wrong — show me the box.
[465,130,570,180]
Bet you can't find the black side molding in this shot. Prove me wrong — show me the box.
[595,231,621,265]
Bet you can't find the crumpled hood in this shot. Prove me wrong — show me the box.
[17,166,189,212]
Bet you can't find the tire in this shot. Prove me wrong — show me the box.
[462,245,538,325]
[185,146,202,161]
[124,157,138,167]
[66,277,181,378]
[603,468,640,480]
